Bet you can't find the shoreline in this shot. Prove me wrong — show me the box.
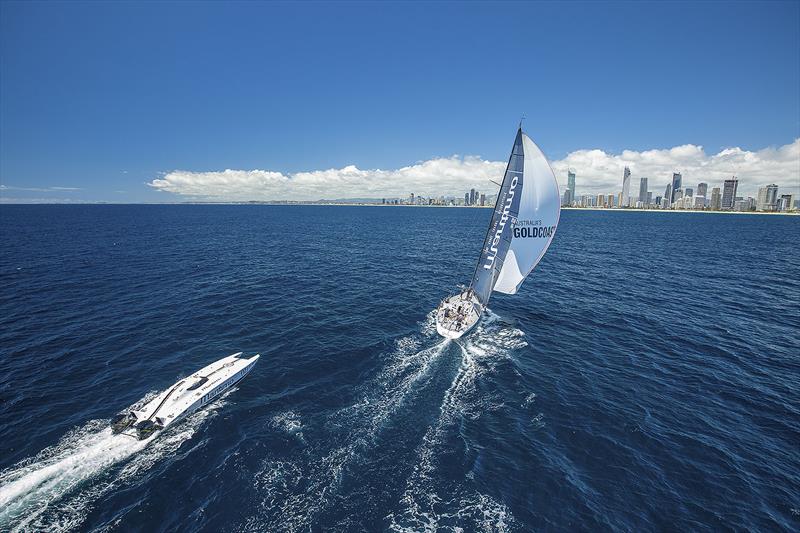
[1,202,797,215]
[561,207,799,216]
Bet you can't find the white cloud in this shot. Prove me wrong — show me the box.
[0,185,82,192]
[148,139,800,201]
[551,139,800,197]
[148,157,505,201]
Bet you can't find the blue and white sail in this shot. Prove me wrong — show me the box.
[470,128,560,304]
[436,126,559,339]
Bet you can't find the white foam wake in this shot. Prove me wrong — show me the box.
[388,316,526,532]
[306,334,451,522]
[0,391,227,532]
[244,312,526,532]
[244,313,453,531]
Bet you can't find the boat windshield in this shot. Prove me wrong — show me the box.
[187,377,208,391]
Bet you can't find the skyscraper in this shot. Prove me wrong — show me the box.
[621,167,631,207]
[480,193,486,206]
[664,184,672,206]
[638,177,648,203]
[685,187,693,197]
[710,187,721,210]
[562,170,576,206]
[671,172,682,203]
[464,192,470,206]
[697,182,708,197]
[722,178,739,210]
[469,188,476,206]
[756,184,779,211]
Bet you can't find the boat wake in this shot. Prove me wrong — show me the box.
[388,313,527,532]
[245,311,529,531]
[0,390,227,532]
[245,311,454,531]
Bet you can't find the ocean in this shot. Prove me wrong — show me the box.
[0,205,798,532]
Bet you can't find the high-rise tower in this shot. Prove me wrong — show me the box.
[722,178,739,210]
[621,167,631,207]
[756,184,779,211]
[638,177,648,204]
[710,187,721,210]
[670,172,682,203]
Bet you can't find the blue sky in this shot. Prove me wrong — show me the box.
[1,1,798,202]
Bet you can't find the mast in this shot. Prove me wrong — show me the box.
[468,127,525,305]
[469,127,520,289]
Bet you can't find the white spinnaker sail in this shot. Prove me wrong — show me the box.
[492,133,560,294]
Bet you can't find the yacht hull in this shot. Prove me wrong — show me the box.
[114,352,259,440]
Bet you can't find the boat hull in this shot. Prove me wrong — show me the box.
[435,292,482,339]
[115,352,259,440]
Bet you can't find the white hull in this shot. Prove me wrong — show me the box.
[113,352,259,439]
[435,292,482,339]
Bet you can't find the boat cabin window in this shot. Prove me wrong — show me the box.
[187,376,208,390]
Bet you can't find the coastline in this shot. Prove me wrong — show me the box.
[0,202,797,215]
[561,207,799,216]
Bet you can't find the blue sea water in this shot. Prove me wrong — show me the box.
[0,205,798,532]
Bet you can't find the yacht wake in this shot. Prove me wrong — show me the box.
[246,312,527,532]
[245,312,453,531]
[388,315,526,532]
[0,391,227,532]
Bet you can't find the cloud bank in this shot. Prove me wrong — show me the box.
[0,185,82,192]
[149,157,505,201]
[148,139,800,201]
[550,139,800,197]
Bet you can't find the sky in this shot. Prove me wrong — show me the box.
[1,1,798,203]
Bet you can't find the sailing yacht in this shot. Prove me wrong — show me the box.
[435,126,560,339]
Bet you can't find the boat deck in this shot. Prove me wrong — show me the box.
[120,353,257,436]
[436,292,482,338]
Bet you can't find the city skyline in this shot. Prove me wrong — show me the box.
[231,173,796,213]
[560,167,796,212]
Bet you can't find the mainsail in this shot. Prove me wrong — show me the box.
[469,128,560,304]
